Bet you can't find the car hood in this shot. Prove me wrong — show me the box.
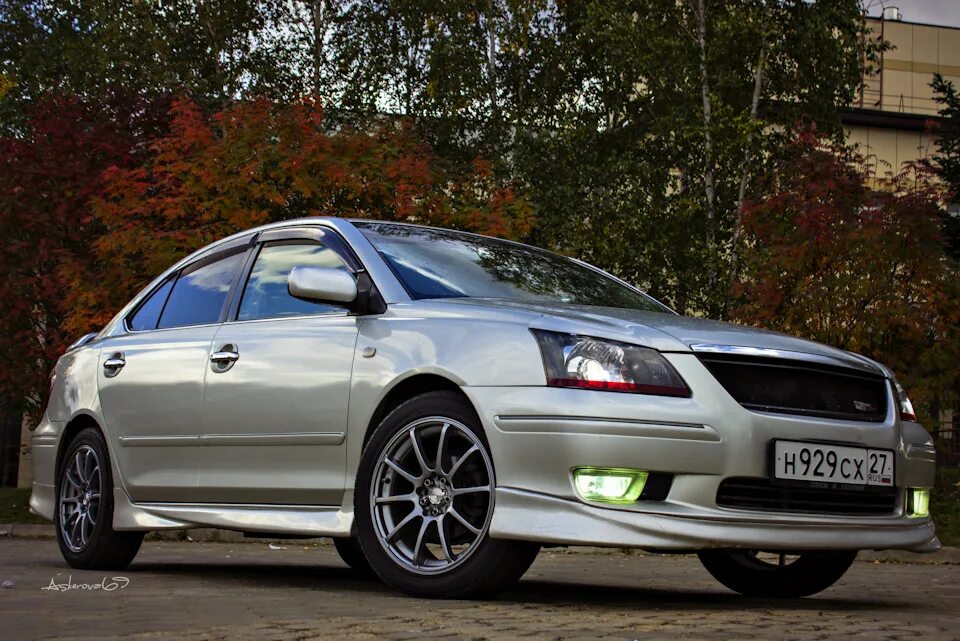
[435,298,888,377]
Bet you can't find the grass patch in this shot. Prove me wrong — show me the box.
[0,487,47,524]
[934,466,960,547]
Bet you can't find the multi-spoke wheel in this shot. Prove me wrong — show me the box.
[355,391,540,598]
[371,416,493,574]
[55,427,144,570]
[59,444,102,552]
[697,549,857,598]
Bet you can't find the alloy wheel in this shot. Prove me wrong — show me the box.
[370,416,494,575]
[59,445,102,552]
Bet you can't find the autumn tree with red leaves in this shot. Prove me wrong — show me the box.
[64,97,533,336]
[730,130,960,421]
[0,97,169,482]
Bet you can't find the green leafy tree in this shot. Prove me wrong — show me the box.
[0,0,312,133]
[468,0,876,315]
[322,0,879,316]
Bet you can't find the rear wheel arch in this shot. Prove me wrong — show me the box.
[57,414,104,478]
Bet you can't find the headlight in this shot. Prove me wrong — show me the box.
[893,379,917,422]
[531,329,691,397]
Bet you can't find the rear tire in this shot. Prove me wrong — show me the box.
[698,549,857,597]
[355,391,539,598]
[55,427,144,570]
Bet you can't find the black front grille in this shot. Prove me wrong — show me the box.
[697,354,888,422]
[716,477,898,516]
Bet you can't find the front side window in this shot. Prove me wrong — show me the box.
[356,223,672,313]
[237,241,351,321]
[157,252,245,329]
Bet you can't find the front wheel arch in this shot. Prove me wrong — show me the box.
[361,374,478,451]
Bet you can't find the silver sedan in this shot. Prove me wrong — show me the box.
[30,217,939,598]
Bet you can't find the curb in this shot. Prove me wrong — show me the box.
[2,523,958,564]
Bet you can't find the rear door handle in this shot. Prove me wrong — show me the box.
[103,353,125,377]
[210,344,239,372]
[210,351,239,363]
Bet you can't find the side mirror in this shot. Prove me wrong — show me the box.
[288,266,358,304]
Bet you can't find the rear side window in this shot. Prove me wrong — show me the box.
[128,279,174,331]
[237,242,351,321]
[158,252,245,329]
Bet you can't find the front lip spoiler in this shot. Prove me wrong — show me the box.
[688,343,886,377]
[489,487,941,553]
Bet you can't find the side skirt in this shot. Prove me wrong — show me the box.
[111,486,354,537]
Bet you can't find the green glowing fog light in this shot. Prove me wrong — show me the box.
[573,467,648,503]
[907,488,930,518]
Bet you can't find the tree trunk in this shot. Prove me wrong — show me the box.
[691,0,719,311]
[693,0,716,226]
[486,0,498,121]
[0,393,24,488]
[312,0,327,95]
[729,25,769,293]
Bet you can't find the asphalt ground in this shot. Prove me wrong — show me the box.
[2,538,958,640]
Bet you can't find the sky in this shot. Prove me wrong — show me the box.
[863,0,960,28]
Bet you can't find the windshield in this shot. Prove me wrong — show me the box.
[356,223,671,313]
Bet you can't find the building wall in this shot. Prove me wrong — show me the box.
[859,17,960,116]
[845,124,936,175]
[847,17,960,174]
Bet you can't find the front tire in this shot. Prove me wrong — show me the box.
[698,549,857,598]
[333,537,374,576]
[355,391,539,598]
[55,427,144,570]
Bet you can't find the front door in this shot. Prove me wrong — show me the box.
[196,236,361,505]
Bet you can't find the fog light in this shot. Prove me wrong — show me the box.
[573,467,648,503]
[907,488,930,518]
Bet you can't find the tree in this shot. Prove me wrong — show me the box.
[0,96,161,425]
[319,1,878,317]
[0,0,313,133]
[64,97,533,335]
[730,130,960,422]
[547,0,879,315]
[930,73,960,260]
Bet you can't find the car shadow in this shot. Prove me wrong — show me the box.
[498,578,904,612]
[126,560,387,592]
[104,558,917,613]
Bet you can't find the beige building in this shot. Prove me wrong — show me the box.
[845,11,960,177]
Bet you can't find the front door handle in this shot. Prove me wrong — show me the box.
[103,353,125,378]
[210,344,239,372]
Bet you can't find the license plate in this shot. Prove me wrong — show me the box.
[773,440,894,487]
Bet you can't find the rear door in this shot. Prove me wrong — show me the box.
[196,227,362,504]
[97,246,249,502]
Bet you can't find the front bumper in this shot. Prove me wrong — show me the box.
[465,353,940,553]
[492,488,938,552]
